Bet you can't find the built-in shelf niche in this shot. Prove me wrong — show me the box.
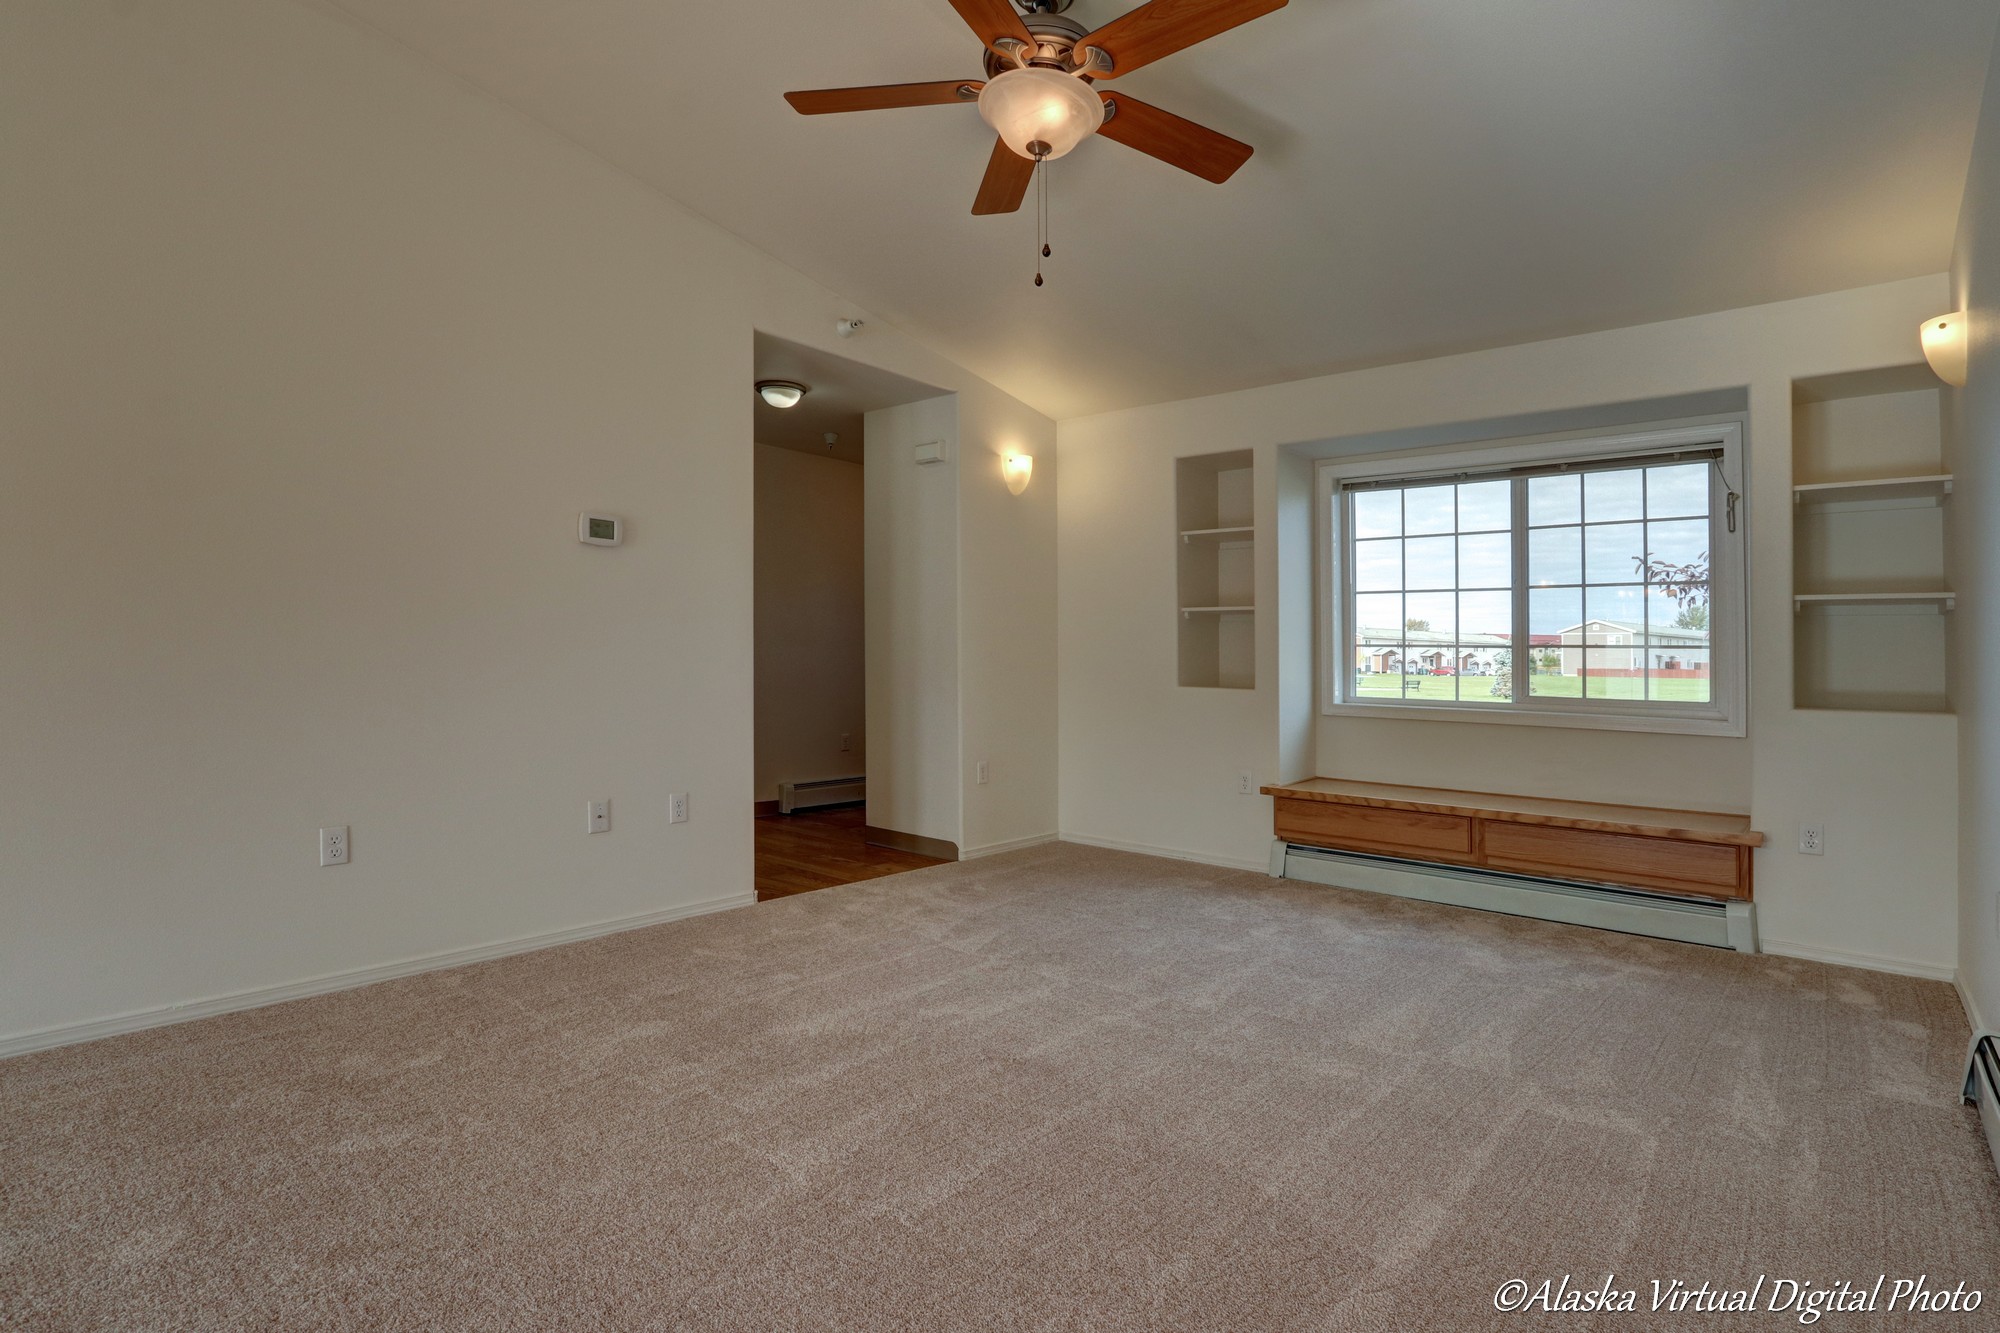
[1176,450,1254,689]
[1790,365,1952,714]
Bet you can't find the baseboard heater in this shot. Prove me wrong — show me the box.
[1964,1035,2000,1178]
[1273,842,1758,953]
[777,776,865,814]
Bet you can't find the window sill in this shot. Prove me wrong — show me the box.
[1321,698,1744,738]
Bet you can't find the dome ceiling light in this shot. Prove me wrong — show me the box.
[756,380,809,409]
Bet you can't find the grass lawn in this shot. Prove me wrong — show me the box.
[1354,673,1711,703]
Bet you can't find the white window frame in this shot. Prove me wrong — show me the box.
[1317,423,1747,737]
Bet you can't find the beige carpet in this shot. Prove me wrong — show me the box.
[5,842,1997,1331]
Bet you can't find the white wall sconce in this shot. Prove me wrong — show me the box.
[1921,312,1968,387]
[1003,452,1033,495]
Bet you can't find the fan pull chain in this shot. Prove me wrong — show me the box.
[1034,156,1048,287]
[1044,152,1053,263]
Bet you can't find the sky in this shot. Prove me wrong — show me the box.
[1349,464,1711,641]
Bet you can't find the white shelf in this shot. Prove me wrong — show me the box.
[1790,373,1952,713]
[1177,451,1256,689]
[1793,591,1955,611]
[1793,474,1953,506]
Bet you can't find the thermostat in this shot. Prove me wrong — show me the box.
[579,513,623,546]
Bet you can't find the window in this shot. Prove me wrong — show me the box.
[1320,425,1745,735]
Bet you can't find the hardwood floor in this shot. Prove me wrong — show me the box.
[754,805,948,901]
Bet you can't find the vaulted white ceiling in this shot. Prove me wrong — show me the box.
[326,0,1999,419]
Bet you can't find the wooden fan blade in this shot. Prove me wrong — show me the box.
[972,137,1034,215]
[785,81,984,115]
[1097,92,1252,183]
[1078,0,1287,79]
[947,0,1036,54]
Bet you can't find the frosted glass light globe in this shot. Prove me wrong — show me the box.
[1921,312,1968,387]
[756,380,807,409]
[977,67,1104,161]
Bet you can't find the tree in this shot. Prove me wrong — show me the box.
[1673,604,1708,631]
[1635,550,1710,613]
[1405,617,1431,631]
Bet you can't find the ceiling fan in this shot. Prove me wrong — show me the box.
[784,0,1287,216]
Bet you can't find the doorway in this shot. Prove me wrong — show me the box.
[751,333,949,900]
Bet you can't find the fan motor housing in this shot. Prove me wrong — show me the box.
[982,11,1091,78]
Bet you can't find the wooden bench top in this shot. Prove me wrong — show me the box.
[1260,778,1765,848]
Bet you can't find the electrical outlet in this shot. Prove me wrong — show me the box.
[975,759,990,785]
[669,792,689,824]
[587,799,610,834]
[1798,822,1824,856]
[1237,770,1254,796]
[319,826,349,866]
[840,733,852,752]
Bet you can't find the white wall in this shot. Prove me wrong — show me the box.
[754,445,863,804]
[0,0,1056,1048]
[1060,277,1960,974]
[955,385,1059,857]
[864,397,962,848]
[1058,437,1273,868]
[861,390,1060,857]
[1950,24,2000,1034]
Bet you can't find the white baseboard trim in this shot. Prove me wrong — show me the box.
[1057,833,1269,874]
[1957,975,1990,1040]
[1760,938,1956,982]
[959,832,1060,861]
[0,890,756,1062]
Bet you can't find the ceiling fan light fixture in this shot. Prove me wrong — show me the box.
[977,66,1103,161]
[756,380,809,409]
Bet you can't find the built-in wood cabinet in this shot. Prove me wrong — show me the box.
[1176,450,1255,688]
[1265,778,1763,902]
[1790,366,1953,713]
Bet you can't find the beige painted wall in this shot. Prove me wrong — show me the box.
[753,445,864,804]
[1950,23,2000,1035]
[861,391,1060,857]
[1060,277,1960,975]
[955,385,1060,857]
[0,1,1056,1047]
[864,397,962,848]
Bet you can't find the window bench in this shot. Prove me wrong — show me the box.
[1261,778,1764,903]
